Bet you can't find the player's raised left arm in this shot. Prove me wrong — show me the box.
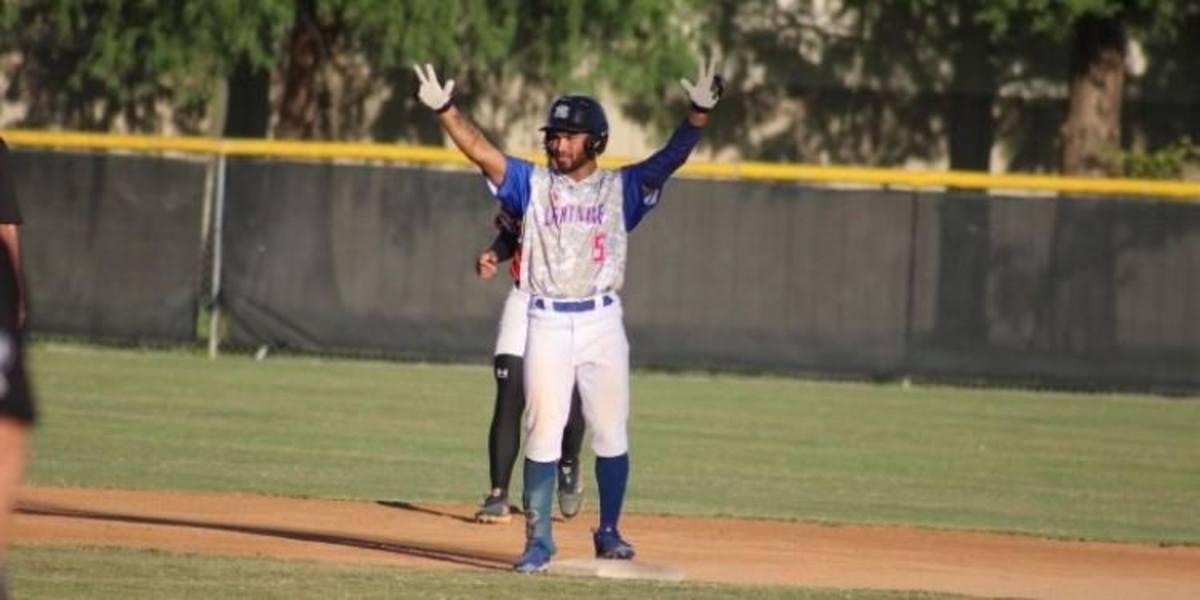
[413,64,507,187]
[626,54,724,191]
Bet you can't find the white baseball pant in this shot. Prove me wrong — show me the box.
[493,286,530,357]
[522,293,630,462]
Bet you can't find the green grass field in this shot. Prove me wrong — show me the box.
[11,546,959,600]
[11,342,1200,598]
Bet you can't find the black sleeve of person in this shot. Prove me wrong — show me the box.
[0,241,34,424]
[488,229,519,263]
[0,138,24,224]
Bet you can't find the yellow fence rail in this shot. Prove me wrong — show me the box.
[5,128,1199,201]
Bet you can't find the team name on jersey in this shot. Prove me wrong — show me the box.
[545,203,606,227]
[522,167,628,298]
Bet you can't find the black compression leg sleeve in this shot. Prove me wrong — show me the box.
[487,354,525,492]
[560,384,586,468]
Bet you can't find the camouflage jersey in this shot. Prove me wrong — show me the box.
[491,120,702,299]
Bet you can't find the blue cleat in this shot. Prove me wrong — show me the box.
[513,541,554,574]
[593,526,635,560]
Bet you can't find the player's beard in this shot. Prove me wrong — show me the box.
[546,145,592,175]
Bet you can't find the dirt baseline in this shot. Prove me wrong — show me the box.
[13,486,1200,599]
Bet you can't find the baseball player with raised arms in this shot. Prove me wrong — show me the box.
[414,54,722,573]
[473,210,588,524]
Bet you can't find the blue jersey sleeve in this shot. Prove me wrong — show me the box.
[620,119,703,231]
[491,156,534,217]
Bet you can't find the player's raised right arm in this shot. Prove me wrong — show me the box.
[438,106,507,186]
[413,64,507,187]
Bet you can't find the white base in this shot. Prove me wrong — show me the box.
[548,558,686,581]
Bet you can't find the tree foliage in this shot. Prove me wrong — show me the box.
[971,0,1198,175]
[2,0,1196,166]
[1119,137,1200,179]
[1,0,292,130]
[976,0,1188,39]
[353,0,698,142]
[0,0,698,138]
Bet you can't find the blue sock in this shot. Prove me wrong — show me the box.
[595,453,629,531]
[522,459,557,554]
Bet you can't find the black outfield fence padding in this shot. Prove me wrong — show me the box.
[219,159,504,360]
[11,147,1200,391]
[626,182,1199,389]
[13,150,206,343]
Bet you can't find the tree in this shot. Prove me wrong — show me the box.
[1,0,700,140]
[976,0,1199,176]
[287,0,699,142]
[1060,14,1128,175]
[259,0,514,139]
[826,1,1017,344]
[823,2,1196,352]
[973,1,1200,357]
[0,0,291,132]
[696,1,1195,356]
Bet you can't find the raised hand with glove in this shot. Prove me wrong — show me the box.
[681,54,724,114]
[412,63,455,113]
[411,62,506,185]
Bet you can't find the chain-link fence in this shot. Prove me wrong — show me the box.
[8,136,1200,392]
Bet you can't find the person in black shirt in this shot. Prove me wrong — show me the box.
[0,137,33,600]
[0,139,22,326]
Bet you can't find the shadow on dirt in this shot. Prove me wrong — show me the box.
[17,501,511,571]
[377,499,586,524]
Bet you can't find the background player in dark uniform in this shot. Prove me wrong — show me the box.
[0,137,34,600]
[473,210,587,523]
[0,139,23,326]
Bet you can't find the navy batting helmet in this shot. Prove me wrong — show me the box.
[541,94,608,156]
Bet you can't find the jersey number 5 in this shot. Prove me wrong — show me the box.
[592,233,606,264]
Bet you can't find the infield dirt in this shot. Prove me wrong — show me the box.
[14,486,1200,599]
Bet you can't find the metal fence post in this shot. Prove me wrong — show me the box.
[207,153,227,359]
